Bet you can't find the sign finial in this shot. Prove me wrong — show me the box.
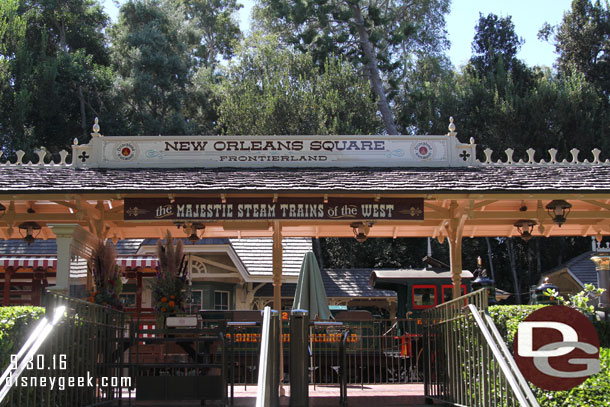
[448,116,457,136]
[91,117,101,137]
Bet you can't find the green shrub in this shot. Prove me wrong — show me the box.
[489,305,610,406]
[0,306,45,370]
[488,305,545,348]
[532,348,610,407]
[593,320,610,348]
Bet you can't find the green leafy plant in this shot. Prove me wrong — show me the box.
[0,307,45,370]
[545,283,606,319]
[150,230,187,315]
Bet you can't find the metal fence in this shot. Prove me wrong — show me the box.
[1,291,127,407]
[220,317,426,386]
[423,288,540,407]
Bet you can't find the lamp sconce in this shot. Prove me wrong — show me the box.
[18,221,41,245]
[350,221,373,243]
[514,219,537,241]
[176,221,205,244]
[545,200,572,227]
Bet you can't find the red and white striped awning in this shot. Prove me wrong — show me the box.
[0,255,158,271]
[0,256,57,270]
[117,256,158,270]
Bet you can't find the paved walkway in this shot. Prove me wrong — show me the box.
[127,384,435,406]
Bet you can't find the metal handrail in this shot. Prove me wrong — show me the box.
[0,306,66,405]
[481,310,539,405]
[255,306,279,407]
[256,307,272,407]
[423,289,540,407]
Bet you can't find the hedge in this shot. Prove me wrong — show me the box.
[488,305,610,407]
[0,306,45,370]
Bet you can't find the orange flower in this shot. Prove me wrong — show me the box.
[161,297,167,303]
[168,301,175,308]
[170,295,175,300]
[161,307,167,312]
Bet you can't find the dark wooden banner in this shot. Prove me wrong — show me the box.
[124,197,424,221]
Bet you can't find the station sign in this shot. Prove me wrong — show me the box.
[74,134,477,168]
[124,197,424,221]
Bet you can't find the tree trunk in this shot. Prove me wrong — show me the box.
[506,238,521,304]
[350,4,399,135]
[485,237,496,281]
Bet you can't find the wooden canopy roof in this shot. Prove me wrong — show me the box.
[1,120,610,242]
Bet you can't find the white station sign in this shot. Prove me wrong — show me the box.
[73,134,476,169]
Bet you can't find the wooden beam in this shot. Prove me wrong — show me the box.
[197,257,239,272]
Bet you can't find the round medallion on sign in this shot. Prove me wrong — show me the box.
[116,143,136,161]
[513,305,600,391]
[414,142,432,160]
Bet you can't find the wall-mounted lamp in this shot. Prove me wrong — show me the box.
[545,200,572,227]
[514,219,537,241]
[350,222,373,243]
[176,221,205,244]
[18,221,41,245]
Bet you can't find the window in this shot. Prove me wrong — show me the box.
[184,289,202,313]
[441,285,467,303]
[214,290,230,310]
[412,285,437,309]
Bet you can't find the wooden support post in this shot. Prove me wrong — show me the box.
[3,268,13,306]
[445,201,467,299]
[136,271,143,312]
[272,221,283,312]
[272,220,284,394]
[32,272,43,306]
[449,236,463,299]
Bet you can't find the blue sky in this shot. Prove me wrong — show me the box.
[103,0,573,68]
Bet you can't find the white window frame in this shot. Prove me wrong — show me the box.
[214,290,230,310]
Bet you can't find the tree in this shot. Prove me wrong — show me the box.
[256,0,450,135]
[178,0,242,68]
[541,0,610,96]
[216,34,382,135]
[0,0,116,155]
[470,13,524,75]
[109,0,196,135]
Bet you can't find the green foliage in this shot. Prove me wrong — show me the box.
[255,0,450,134]
[545,283,606,318]
[489,304,610,405]
[0,0,118,155]
[179,0,242,67]
[488,305,546,347]
[593,320,610,348]
[0,306,45,370]
[470,13,524,75]
[532,347,610,407]
[110,0,196,135]
[217,34,382,135]
[551,0,610,97]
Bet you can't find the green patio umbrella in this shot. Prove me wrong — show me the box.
[292,251,331,320]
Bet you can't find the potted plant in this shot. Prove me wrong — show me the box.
[150,231,187,328]
[87,239,123,310]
